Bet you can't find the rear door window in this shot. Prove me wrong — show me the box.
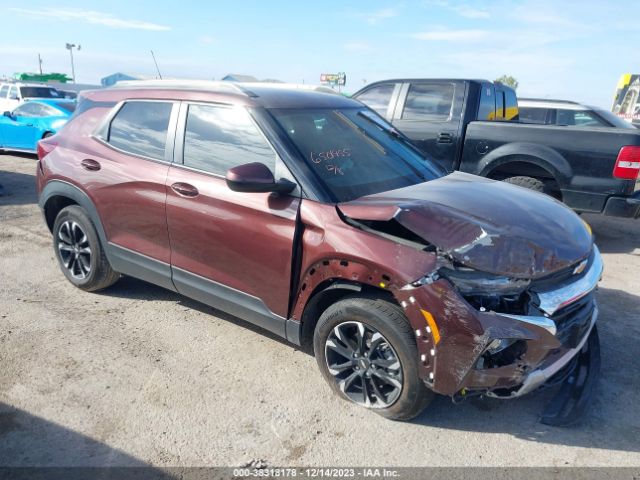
[354,84,395,117]
[0,85,8,99]
[108,101,173,160]
[9,87,19,100]
[402,83,454,121]
[182,104,276,176]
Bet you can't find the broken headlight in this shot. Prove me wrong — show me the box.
[439,267,530,296]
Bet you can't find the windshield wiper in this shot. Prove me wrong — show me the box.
[356,110,432,181]
[356,110,426,154]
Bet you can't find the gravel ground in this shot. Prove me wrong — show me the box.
[1,153,639,468]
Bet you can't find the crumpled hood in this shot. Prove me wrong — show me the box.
[338,172,593,279]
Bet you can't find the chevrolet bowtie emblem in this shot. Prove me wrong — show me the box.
[573,259,588,275]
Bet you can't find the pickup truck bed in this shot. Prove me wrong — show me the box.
[460,121,640,215]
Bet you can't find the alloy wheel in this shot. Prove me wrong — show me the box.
[325,321,403,408]
[57,221,92,279]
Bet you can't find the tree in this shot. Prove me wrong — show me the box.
[494,75,519,89]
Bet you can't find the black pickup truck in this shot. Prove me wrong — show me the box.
[353,79,640,218]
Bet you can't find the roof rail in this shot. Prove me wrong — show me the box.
[109,79,250,96]
[519,97,580,105]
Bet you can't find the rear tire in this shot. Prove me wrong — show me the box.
[52,205,120,291]
[502,175,546,193]
[313,295,433,421]
[42,132,54,139]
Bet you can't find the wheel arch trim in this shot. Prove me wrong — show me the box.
[39,180,108,247]
[476,143,572,187]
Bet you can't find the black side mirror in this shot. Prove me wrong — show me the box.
[3,111,13,119]
[225,162,296,194]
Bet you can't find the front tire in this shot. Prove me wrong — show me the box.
[52,205,120,291]
[313,295,433,421]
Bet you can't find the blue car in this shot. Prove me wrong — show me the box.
[0,99,76,153]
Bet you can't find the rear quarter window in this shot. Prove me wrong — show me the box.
[477,85,495,120]
[107,101,173,160]
[504,88,518,120]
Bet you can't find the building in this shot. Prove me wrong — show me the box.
[221,73,259,82]
[101,72,155,87]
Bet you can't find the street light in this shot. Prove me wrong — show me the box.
[65,43,81,83]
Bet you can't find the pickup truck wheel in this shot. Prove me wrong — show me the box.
[502,175,546,193]
[313,295,433,421]
[52,205,120,292]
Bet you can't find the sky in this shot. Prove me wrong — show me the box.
[0,0,637,108]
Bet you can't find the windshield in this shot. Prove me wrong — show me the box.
[20,87,62,98]
[593,108,636,129]
[268,107,443,202]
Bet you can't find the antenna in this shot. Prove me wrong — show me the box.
[38,53,43,75]
[150,50,162,80]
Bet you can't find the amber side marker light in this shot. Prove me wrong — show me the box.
[421,309,441,345]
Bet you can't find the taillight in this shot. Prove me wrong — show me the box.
[36,138,58,160]
[613,146,640,180]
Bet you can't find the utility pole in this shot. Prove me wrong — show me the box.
[65,43,81,83]
[38,54,43,75]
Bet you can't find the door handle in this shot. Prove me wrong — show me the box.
[25,123,33,127]
[171,182,199,198]
[80,159,101,171]
[437,132,453,144]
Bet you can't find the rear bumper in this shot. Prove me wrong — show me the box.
[602,191,640,218]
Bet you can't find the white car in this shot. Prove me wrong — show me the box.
[0,83,64,113]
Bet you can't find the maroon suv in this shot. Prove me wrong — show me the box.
[36,81,602,423]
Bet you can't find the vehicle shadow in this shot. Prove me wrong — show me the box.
[101,276,300,352]
[412,286,640,454]
[0,154,38,206]
[0,402,172,474]
[105,280,640,453]
[584,213,640,254]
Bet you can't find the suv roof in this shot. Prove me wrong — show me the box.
[519,98,588,111]
[84,79,358,109]
[361,78,492,87]
[1,82,57,88]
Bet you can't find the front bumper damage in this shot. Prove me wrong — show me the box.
[394,246,603,426]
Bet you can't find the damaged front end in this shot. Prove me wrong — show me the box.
[396,246,603,426]
[438,246,601,424]
[337,175,603,425]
